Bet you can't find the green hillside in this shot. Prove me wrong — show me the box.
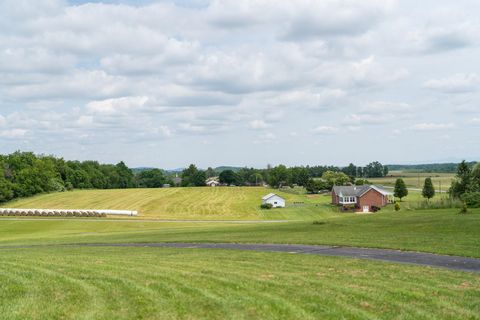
[1,187,331,220]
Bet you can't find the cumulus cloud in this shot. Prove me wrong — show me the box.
[470,118,480,125]
[0,129,28,138]
[281,0,395,40]
[86,96,149,115]
[249,120,270,130]
[311,126,338,134]
[0,0,479,166]
[411,123,455,131]
[342,113,395,125]
[423,73,479,93]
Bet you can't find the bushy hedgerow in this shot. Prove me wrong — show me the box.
[461,192,480,208]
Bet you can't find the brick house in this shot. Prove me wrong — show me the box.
[332,185,393,212]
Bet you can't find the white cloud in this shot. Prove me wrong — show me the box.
[86,96,149,115]
[411,123,455,131]
[0,129,28,138]
[76,115,94,126]
[342,113,394,125]
[423,73,479,93]
[0,0,480,166]
[311,126,338,134]
[360,101,411,113]
[470,118,480,125]
[179,123,206,133]
[249,119,270,130]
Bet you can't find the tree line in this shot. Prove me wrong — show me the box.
[181,162,386,191]
[0,152,173,203]
[0,151,391,203]
[387,162,476,173]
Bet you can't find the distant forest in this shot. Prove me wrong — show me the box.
[0,151,476,204]
[386,162,477,173]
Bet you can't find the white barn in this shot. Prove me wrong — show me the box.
[262,193,286,208]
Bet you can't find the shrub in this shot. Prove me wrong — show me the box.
[459,202,468,214]
[260,203,273,209]
[461,192,480,208]
[371,206,381,212]
[347,204,357,212]
[394,202,400,211]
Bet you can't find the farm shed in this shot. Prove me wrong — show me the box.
[262,193,286,208]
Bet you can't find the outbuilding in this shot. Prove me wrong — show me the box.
[262,193,286,208]
[206,179,220,187]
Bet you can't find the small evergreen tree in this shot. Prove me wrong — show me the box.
[394,178,408,201]
[394,202,400,211]
[422,177,435,201]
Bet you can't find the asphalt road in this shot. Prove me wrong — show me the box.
[77,242,480,273]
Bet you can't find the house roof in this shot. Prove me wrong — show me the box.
[332,185,392,197]
[262,193,284,200]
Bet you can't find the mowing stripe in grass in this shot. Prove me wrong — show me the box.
[71,242,480,273]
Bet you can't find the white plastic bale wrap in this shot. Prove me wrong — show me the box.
[0,208,138,216]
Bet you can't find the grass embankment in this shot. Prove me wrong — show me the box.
[1,208,479,257]
[0,246,478,319]
[1,187,329,220]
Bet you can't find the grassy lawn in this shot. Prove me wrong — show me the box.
[1,187,327,220]
[0,246,478,319]
[1,208,479,257]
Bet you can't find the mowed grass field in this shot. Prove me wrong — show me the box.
[1,208,480,257]
[1,186,479,319]
[1,187,330,220]
[1,246,479,320]
[0,185,448,221]
[369,171,455,191]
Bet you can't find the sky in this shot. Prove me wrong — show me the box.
[0,0,479,169]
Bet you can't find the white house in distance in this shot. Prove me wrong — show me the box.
[206,178,220,187]
[262,193,286,208]
[206,180,220,187]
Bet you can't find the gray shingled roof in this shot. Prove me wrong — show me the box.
[332,185,392,197]
[332,185,370,197]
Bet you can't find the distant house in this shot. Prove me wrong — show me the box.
[206,178,220,187]
[262,193,286,208]
[172,174,182,186]
[332,185,393,212]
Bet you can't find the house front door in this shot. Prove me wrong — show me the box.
[363,206,369,213]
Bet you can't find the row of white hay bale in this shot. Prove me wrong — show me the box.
[0,208,138,217]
